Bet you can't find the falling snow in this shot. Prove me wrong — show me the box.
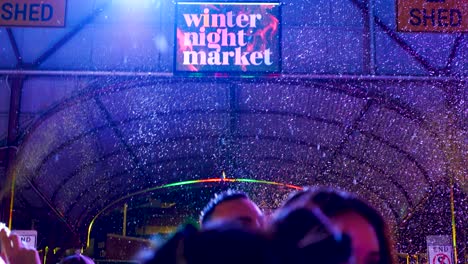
[0,0,465,261]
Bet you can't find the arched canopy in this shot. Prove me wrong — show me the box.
[11,76,463,233]
[0,0,465,249]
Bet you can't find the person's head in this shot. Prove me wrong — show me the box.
[184,224,276,264]
[60,254,94,264]
[270,204,353,264]
[199,190,263,230]
[275,187,395,264]
[143,223,279,264]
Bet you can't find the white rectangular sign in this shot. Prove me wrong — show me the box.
[427,236,454,264]
[11,230,37,249]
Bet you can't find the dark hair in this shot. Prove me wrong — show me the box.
[60,254,94,264]
[199,190,249,225]
[184,224,276,264]
[143,223,278,264]
[271,206,353,264]
[279,187,395,264]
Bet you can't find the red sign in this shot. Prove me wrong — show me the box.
[433,253,451,264]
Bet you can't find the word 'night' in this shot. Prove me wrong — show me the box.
[181,8,274,67]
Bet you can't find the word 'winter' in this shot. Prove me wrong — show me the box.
[183,8,262,28]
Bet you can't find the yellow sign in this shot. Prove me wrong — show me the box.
[0,0,66,27]
[397,0,467,32]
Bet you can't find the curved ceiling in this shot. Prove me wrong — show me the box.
[11,77,461,235]
[0,0,465,247]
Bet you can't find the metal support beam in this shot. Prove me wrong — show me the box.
[318,99,373,178]
[94,97,146,178]
[223,84,240,174]
[1,1,110,233]
[444,83,464,264]
[229,84,240,138]
[1,77,79,235]
[122,203,128,237]
[6,29,22,67]
[0,70,463,82]
[1,76,23,226]
[442,34,464,75]
[362,0,376,75]
[24,176,78,236]
[349,0,440,75]
[31,3,109,68]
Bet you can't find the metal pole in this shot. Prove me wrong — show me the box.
[0,70,463,82]
[368,0,376,75]
[2,76,23,228]
[444,83,462,264]
[43,246,48,264]
[449,171,458,264]
[123,203,128,237]
[363,0,376,74]
[8,175,15,229]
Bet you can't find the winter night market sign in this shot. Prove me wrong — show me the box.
[175,2,281,74]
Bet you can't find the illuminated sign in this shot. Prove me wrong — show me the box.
[0,0,66,27]
[397,0,467,32]
[174,2,281,74]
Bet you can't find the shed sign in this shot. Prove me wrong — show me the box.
[0,0,66,27]
[11,230,37,249]
[397,0,467,32]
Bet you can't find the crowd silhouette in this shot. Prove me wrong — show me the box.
[0,187,395,264]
